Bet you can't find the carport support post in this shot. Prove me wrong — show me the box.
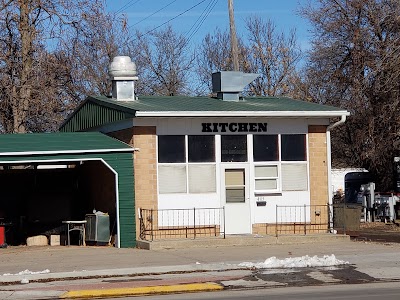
[304,204,307,235]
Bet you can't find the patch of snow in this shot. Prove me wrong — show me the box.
[20,278,29,284]
[2,269,50,276]
[239,254,349,269]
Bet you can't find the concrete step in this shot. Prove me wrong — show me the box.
[136,234,350,250]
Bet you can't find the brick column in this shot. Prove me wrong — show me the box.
[308,125,329,228]
[108,126,158,240]
[308,125,329,205]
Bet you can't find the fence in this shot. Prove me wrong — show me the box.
[139,204,361,240]
[275,203,362,236]
[139,207,225,241]
[275,204,331,236]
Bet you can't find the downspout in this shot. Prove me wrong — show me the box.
[327,114,347,131]
[326,115,347,231]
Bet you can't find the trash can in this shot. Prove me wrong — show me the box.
[333,203,362,236]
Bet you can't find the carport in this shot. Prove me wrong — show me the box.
[0,132,135,248]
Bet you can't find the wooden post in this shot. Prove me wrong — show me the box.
[228,0,239,71]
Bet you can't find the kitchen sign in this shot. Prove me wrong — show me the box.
[202,122,267,133]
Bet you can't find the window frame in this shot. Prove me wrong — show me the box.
[158,135,186,163]
[253,133,308,194]
[225,168,246,203]
[254,163,280,194]
[188,135,215,163]
[281,134,307,162]
[158,135,217,194]
[221,134,248,162]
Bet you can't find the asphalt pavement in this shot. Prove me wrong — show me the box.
[0,238,399,299]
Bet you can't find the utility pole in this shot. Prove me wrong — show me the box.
[228,0,239,71]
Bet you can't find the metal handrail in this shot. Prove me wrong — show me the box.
[139,207,225,241]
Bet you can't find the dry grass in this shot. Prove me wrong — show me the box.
[360,221,400,232]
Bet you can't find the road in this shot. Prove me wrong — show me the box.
[110,282,400,300]
[1,240,400,300]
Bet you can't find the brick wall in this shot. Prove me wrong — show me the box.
[252,223,328,235]
[308,125,329,207]
[108,126,158,240]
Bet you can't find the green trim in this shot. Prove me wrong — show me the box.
[0,132,135,248]
[0,153,135,248]
[0,132,132,154]
[60,98,135,132]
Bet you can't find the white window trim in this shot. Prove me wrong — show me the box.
[252,133,309,194]
[254,163,281,194]
[158,135,217,194]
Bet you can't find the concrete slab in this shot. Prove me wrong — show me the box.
[137,233,350,250]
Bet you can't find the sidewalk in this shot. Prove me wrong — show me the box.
[0,237,399,299]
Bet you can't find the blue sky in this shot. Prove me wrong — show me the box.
[107,0,312,51]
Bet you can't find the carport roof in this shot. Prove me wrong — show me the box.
[0,132,133,156]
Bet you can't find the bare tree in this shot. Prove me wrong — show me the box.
[195,19,302,97]
[195,28,249,95]
[0,0,126,133]
[301,0,400,190]
[245,16,302,97]
[60,8,130,101]
[131,25,194,96]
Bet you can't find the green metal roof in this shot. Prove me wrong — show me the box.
[90,95,345,112]
[0,132,133,156]
[60,95,349,132]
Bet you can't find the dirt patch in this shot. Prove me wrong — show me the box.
[354,222,400,243]
[360,222,400,231]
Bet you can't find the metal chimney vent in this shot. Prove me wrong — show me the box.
[109,56,138,101]
[212,71,259,101]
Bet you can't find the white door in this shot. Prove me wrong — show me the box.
[221,165,251,234]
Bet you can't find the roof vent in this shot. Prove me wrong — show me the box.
[109,56,138,101]
[212,71,259,101]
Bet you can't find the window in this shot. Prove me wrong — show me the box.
[281,134,307,191]
[253,135,278,161]
[281,164,308,191]
[252,134,308,193]
[158,135,216,194]
[254,165,278,191]
[188,135,215,162]
[158,165,187,193]
[158,135,185,163]
[221,135,247,162]
[225,169,245,203]
[188,165,216,193]
[281,134,306,161]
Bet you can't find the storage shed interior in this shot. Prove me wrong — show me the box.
[0,160,116,246]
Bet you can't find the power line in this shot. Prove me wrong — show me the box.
[136,0,208,38]
[185,0,218,44]
[115,0,142,15]
[128,0,178,30]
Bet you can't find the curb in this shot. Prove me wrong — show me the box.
[0,263,241,284]
[60,282,224,299]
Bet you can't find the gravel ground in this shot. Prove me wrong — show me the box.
[356,221,400,243]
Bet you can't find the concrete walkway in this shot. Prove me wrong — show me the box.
[0,235,399,299]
